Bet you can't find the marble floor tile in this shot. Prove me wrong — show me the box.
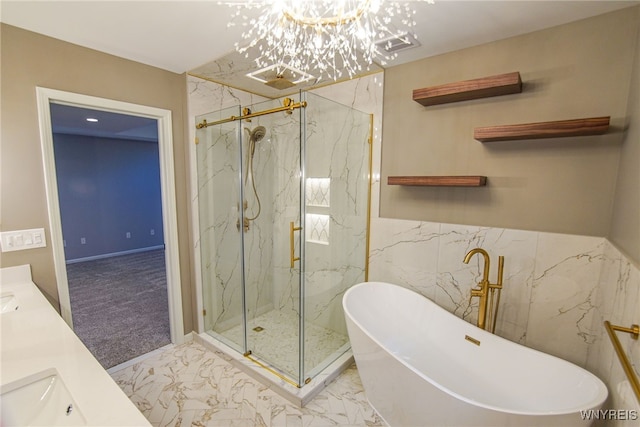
[110,341,384,427]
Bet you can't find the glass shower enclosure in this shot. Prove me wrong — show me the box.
[196,91,371,387]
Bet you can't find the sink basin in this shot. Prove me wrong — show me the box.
[1,368,86,426]
[0,293,19,313]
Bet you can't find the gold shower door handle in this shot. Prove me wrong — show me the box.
[290,221,302,268]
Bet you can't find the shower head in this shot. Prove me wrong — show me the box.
[245,126,267,157]
[250,126,267,143]
[264,75,296,90]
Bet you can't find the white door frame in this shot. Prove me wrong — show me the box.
[36,87,184,345]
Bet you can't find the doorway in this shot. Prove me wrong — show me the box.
[36,88,184,366]
[51,103,170,368]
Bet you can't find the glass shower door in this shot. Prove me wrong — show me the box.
[196,105,246,354]
[240,96,303,384]
[302,91,371,379]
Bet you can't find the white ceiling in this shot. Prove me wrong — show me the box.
[2,0,638,76]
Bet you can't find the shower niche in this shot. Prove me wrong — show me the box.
[195,91,371,396]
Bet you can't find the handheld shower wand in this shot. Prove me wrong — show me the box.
[240,126,266,231]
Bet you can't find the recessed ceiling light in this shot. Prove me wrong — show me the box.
[86,117,98,122]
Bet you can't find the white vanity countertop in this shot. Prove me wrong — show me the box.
[0,264,151,426]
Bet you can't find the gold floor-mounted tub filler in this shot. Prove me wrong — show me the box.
[463,248,504,333]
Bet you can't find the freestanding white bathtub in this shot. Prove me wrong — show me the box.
[343,282,608,427]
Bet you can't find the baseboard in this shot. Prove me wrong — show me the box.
[66,245,165,264]
[183,332,194,343]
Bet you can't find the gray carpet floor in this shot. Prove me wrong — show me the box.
[67,249,171,369]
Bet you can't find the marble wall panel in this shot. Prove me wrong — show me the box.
[587,242,640,424]
[369,218,609,361]
[587,242,626,380]
[369,217,440,300]
[436,224,538,343]
[527,233,604,366]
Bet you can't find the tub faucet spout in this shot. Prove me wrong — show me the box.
[464,248,490,283]
[463,248,504,332]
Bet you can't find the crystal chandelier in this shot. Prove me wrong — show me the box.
[227,0,432,82]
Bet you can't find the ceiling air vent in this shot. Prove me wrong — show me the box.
[375,33,420,54]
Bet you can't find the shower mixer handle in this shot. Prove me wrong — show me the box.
[290,221,302,268]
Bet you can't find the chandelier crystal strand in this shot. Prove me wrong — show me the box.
[226,0,432,82]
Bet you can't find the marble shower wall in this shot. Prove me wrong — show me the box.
[369,216,640,420]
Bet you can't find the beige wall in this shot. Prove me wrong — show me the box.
[381,8,639,238]
[610,8,640,265]
[0,24,194,333]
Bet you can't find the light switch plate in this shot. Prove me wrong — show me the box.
[0,228,47,252]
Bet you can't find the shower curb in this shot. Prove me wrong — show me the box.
[195,333,353,407]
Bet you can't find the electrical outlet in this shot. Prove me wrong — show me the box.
[80,237,86,244]
[150,229,155,236]
[0,228,47,252]
[126,232,131,239]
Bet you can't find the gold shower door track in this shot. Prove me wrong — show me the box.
[243,350,311,389]
[195,98,307,129]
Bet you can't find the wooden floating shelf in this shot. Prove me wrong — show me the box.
[388,176,487,187]
[413,72,522,106]
[474,116,610,142]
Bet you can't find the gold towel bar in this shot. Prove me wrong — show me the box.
[604,320,639,404]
